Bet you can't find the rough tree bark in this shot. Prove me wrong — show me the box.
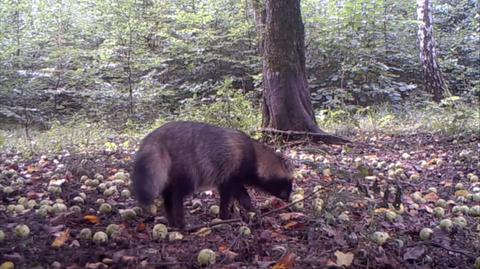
[417,0,448,102]
[252,0,349,145]
[261,0,320,132]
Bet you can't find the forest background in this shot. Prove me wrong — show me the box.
[0,0,478,154]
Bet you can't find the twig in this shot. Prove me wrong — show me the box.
[261,128,352,145]
[405,241,476,260]
[181,186,327,232]
[427,241,477,260]
[218,232,244,265]
[260,187,324,218]
[150,261,185,266]
[181,218,243,232]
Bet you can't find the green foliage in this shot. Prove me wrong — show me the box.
[0,117,122,157]
[318,98,479,136]
[0,0,477,137]
[302,0,478,107]
[0,133,4,147]
[178,78,260,134]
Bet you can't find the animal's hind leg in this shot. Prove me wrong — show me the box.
[163,190,186,229]
[234,186,254,212]
[218,184,234,220]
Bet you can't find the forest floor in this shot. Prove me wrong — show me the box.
[0,132,479,269]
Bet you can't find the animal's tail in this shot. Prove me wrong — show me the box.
[132,146,170,206]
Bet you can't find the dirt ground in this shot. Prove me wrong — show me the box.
[1,132,479,269]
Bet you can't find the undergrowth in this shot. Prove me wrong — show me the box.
[318,97,479,137]
[1,96,478,158]
[0,117,125,158]
[176,78,261,134]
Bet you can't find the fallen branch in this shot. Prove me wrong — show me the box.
[405,241,476,260]
[261,128,351,145]
[427,241,477,260]
[182,217,243,232]
[181,186,326,232]
[260,187,323,218]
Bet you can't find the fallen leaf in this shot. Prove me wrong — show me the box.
[374,208,390,215]
[137,222,146,232]
[192,227,211,237]
[272,252,296,269]
[259,230,293,242]
[52,229,70,248]
[84,215,100,224]
[43,225,65,233]
[279,212,306,221]
[403,246,426,261]
[326,259,337,267]
[454,190,469,197]
[26,191,43,199]
[26,165,40,173]
[218,245,239,261]
[335,250,354,267]
[263,197,287,210]
[84,262,107,269]
[423,192,439,203]
[120,256,137,263]
[375,254,401,268]
[442,181,453,187]
[49,179,66,187]
[283,221,304,230]
[50,212,75,225]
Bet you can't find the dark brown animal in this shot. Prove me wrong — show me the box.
[132,121,293,228]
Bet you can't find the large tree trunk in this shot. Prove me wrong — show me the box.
[417,0,447,102]
[261,0,322,133]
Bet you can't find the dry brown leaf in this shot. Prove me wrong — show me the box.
[423,192,439,203]
[272,252,296,269]
[322,175,333,182]
[51,229,70,248]
[26,165,39,173]
[218,244,229,252]
[260,230,293,242]
[26,191,43,199]
[279,212,306,221]
[442,180,453,187]
[263,197,288,210]
[120,256,137,263]
[85,262,107,269]
[137,222,146,232]
[374,208,390,215]
[403,246,426,261]
[283,221,304,230]
[84,215,100,224]
[218,245,239,260]
[335,250,354,267]
[454,190,469,197]
[192,227,211,237]
[326,259,337,267]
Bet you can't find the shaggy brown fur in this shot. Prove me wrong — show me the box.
[132,121,293,228]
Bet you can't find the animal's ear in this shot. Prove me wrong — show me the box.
[281,158,294,172]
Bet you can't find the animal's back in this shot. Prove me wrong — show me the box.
[138,121,256,191]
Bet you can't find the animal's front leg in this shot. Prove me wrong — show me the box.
[219,184,233,220]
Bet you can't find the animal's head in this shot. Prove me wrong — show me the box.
[255,144,294,201]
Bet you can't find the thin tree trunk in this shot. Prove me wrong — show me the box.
[251,0,265,56]
[417,0,447,102]
[383,0,389,60]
